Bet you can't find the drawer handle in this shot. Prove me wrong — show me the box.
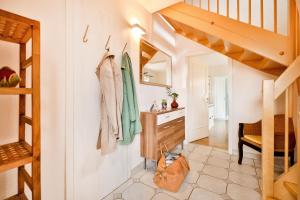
[177,120,183,123]
[163,125,171,129]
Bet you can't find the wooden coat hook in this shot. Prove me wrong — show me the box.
[83,25,89,43]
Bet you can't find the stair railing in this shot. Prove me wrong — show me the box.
[184,0,290,36]
[262,56,300,199]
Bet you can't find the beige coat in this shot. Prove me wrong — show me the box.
[96,52,123,155]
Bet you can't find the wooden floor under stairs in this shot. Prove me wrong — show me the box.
[159,3,294,76]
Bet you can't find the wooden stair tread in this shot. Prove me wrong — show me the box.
[0,141,32,173]
[4,193,28,200]
[283,181,298,198]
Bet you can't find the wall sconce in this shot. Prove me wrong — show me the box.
[131,23,146,38]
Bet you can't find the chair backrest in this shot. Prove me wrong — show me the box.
[274,114,294,135]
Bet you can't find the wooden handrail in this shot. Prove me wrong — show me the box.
[274,55,300,99]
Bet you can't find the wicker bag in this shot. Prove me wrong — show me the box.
[153,144,190,192]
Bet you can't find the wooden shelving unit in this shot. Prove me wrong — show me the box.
[0,9,41,200]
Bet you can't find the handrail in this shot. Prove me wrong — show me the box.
[274,55,300,99]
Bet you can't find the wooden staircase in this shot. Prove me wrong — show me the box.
[159,1,296,76]
[156,1,300,200]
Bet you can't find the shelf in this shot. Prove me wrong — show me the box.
[5,193,28,200]
[0,88,32,95]
[0,141,32,173]
[0,9,39,44]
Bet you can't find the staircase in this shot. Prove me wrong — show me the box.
[159,1,296,76]
[156,0,300,199]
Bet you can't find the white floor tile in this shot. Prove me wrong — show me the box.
[197,175,227,194]
[122,183,155,200]
[184,170,200,184]
[163,183,193,200]
[188,152,208,162]
[230,162,256,176]
[227,184,261,200]
[152,193,177,200]
[140,171,158,188]
[229,171,259,189]
[231,155,254,166]
[188,160,205,171]
[210,150,231,160]
[207,156,230,168]
[189,188,223,200]
[203,165,229,179]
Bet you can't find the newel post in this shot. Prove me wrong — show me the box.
[262,80,275,200]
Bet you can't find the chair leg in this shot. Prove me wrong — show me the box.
[238,140,243,165]
[290,151,295,166]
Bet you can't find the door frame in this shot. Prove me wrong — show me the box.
[184,53,233,154]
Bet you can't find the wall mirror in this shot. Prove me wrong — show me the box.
[140,39,172,87]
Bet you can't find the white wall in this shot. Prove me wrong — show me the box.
[70,0,177,199]
[0,0,66,199]
[230,60,285,154]
[0,0,177,199]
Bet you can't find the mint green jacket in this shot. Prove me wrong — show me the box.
[120,52,141,144]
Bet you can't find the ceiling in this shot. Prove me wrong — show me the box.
[135,0,183,13]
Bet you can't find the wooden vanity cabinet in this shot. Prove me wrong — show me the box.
[140,108,185,162]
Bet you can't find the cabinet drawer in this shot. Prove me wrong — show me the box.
[157,117,185,145]
[157,109,185,125]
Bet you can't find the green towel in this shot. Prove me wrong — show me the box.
[120,52,142,145]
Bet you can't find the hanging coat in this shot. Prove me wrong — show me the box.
[120,52,141,145]
[96,52,123,155]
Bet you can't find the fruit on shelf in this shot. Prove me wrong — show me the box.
[0,66,20,87]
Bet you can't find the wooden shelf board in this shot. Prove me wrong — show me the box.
[0,141,32,173]
[0,88,32,95]
[4,193,28,200]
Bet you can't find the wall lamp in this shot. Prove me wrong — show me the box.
[131,23,146,38]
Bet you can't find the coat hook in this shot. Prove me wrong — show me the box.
[122,42,128,54]
[83,25,89,43]
[105,35,111,51]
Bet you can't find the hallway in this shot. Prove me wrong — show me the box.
[193,120,228,150]
[102,143,262,200]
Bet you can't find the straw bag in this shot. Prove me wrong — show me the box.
[153,144,190,192]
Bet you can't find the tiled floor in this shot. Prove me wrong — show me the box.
[102,143,283,200]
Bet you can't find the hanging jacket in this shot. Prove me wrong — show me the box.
[120,52,142,145]
[96,52,123,155]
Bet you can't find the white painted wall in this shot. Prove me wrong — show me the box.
[70,0,177,199]
[0,0,177,199]
[0,0,66,199]
[230,60,285,154]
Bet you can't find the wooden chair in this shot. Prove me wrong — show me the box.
[238,114,296,165]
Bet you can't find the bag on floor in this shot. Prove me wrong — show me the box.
[153,144,190,192]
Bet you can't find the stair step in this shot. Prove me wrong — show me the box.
[283,181,298,198]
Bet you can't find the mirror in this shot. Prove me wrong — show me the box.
[140,39,172,87]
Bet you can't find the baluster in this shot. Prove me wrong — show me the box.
[249,0,252,24]
[261,0,264,28]
[208,0,210,11]
[217,0,220,14]
[237,0,240,21]
[274,0,277,33]
[227,0,229,17]
[284,89,289,173]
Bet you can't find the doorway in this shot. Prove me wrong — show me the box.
[186,53,231,151]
